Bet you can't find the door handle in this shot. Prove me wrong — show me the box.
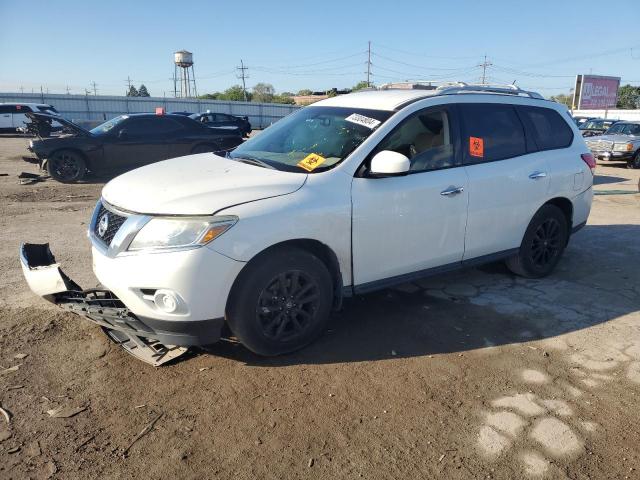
[440,186,464,196]
[529,171,547,180]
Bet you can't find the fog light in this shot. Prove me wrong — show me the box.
[154,289,179,313]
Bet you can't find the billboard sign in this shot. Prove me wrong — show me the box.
[573,75,620,110]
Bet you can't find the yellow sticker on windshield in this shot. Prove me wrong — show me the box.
[297,153,326,172]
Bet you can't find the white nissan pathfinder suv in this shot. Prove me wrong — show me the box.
[21,84,594,364]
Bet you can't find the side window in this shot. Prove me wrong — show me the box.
[122,119,156,137]
[517,106,573,151]
[153,118,185,133]
[0,105,12,114]
[460,104,526,163]
[374,109,455,172]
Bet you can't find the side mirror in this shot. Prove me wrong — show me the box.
[117,129,128,140]
[369,150,410,176]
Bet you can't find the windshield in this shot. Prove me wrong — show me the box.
[89,115,128,135]
[605,123,640,135]
[229,106,393,172]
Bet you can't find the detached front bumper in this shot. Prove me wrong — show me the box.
[20,243,225,365]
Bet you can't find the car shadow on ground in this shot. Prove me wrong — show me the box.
[593,174,631,185]
[203,224,640,366]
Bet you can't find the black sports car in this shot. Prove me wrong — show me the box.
[190,112,252,137]
[26,112,243,183]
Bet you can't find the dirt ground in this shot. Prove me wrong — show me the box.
[0,134,639,480]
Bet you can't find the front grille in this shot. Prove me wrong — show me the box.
[93,203,127,246]
[588,139,613,151]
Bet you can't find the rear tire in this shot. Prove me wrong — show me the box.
[506,204,569,278]
[46,149,86,183]
[227,247,333,356]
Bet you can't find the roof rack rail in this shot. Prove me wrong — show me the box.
[434,82,544,100]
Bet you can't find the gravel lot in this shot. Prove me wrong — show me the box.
[0,134,639,479]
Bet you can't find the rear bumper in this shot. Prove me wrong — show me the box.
[20,243,224,348]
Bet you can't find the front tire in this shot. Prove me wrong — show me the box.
[506,204,569,278]
[627,151,640,169]
[227,247,333,356]
[46,150,86,183]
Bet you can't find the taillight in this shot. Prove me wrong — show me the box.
[581,153,596,174]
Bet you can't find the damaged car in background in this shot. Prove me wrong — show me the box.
[25,112,244,183]
[585,121,640,169]
[20,85,593,366]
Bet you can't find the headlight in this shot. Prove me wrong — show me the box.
[128,216,237,251]
[613,143,634,152]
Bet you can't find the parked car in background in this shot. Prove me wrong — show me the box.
[573,116,595,127]
[579,118,619,137]
[585,121,640,169]
[190,112,252,137]
[26,112,244,182]
[21,85,594,363]
[0,103,60,136]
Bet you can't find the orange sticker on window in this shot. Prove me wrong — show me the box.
[297,153,326,172]
[469,137,484,157]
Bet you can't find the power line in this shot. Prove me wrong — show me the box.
[237,59,249,101]
[366,41,372,87]
[478,55,493,84]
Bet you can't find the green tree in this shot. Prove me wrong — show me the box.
[352,81,371,92]
[126,85,139,97]
[616,84,640,109]
[550,93,572,108]
[297,89,313,96]
[252,83,275,103]
[218,85,249,102]
[138,84,150,97]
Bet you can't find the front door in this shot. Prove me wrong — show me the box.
[351,106,469,290]
[102,117,170,171]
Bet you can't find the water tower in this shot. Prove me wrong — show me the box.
[173,50,198,98]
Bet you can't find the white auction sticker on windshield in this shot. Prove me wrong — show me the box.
[345,113,381,130]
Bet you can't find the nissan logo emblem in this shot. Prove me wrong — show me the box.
[98,214,109,237]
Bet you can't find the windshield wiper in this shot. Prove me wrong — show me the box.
[233,156,276,170]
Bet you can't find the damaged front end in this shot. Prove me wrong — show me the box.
[20,243,188,366]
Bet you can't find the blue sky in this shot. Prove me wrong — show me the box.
[1,0,639,98]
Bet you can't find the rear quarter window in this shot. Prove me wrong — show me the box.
[517,106,573,151]
[459,103,527,163]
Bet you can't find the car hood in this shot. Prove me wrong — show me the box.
[26,112,90,137]
[589,133,638,143]
[101,153,307,215]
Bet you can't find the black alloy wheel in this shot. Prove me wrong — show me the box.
[47,150,86,183]
[529,218,562,269]
[256,271,321,343]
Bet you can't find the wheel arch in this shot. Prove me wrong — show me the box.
[543,196,573,230]
[226,238,345,314]
[47,147,90,167]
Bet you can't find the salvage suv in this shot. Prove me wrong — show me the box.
[21,84,594,364]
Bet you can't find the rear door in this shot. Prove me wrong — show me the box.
[0,105,12,129]
[460,102,550,260]
[12,105,31,129]
[351,105,469,288]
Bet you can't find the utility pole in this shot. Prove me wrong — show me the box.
[91,81,98,96]
[366,41,372,87]
[126,76,132,95]
[40,85,44,103]
[19,86,24,94]
[66,85,71,95]
[478,55,492,84]
[237,59,249,101]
